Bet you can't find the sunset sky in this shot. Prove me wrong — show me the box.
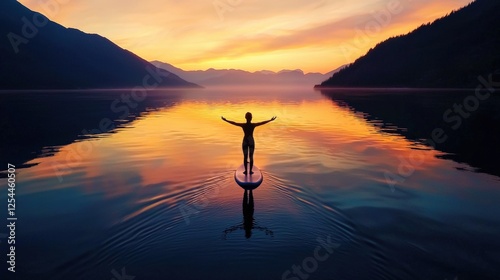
[19,0,472,73]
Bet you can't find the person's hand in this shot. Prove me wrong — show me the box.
[271,116,277,121]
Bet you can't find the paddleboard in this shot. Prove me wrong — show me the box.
[234,163,263,189]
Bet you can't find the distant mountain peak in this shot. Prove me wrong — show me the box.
[254,70,275,75]
[278,69,304,74]
[151,61,343,86]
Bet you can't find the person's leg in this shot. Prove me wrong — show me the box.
[249,146,255,174]
[242,143,249,174]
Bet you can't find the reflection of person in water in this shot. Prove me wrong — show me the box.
[243,189,254,238]
[221,113,276,175]
[223,190,273,239]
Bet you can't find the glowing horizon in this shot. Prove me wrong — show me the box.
[19,0,472,73]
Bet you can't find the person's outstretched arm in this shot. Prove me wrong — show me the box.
[221,116,243,127]
[255,116,277,126]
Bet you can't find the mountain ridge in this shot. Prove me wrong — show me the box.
[0,1,199,89]
[316,0,500,88]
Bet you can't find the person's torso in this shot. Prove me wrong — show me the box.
[242,123,256,140]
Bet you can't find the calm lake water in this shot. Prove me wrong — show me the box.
[0,86,499,280]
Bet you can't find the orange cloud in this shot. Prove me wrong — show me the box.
[19,0,473,73]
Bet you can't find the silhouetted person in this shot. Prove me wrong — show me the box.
[243,190,254,239]
[221,113,276,174]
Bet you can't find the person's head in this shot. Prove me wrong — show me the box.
[245,112,252,122]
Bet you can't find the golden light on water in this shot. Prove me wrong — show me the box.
[21,94,445,198]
